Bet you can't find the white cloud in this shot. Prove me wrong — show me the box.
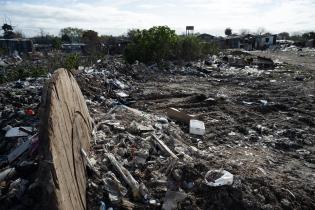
[0,0,314,36]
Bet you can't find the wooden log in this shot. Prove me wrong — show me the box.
[37,69,92,210]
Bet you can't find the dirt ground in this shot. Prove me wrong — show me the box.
[251,50,315,71]
[79,50,314,209]
[116,51,314,210]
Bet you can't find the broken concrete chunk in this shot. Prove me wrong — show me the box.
[189,120,205,136]
[5,127,33,138]
[167,108,193,124]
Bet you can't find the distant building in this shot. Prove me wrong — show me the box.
[225,35,242,49]
[197,33,215,42]
[218,34,277,50]
[255,34,277,50]
[34,44,53,53]
[61,43,86,53]
[0,38,33,54]
[197,34,226,48]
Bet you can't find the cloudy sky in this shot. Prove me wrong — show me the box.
[1,0,315,37]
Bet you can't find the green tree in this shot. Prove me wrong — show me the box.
[82,30,99,54]
[124,26,178,64]
[60,27,83,43]
[302,32,315,40]
[64,53,80,70]
[225,28,232,36]
[52,37,62,49]
[175,36,201,61]
[278,32,290,40]
[61,34,71,43]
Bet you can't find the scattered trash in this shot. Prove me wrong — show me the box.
[99,201,106,210]
[205,170,234,187]
[260,100,268,106]
[189,120,205,135]
[103,172,128,203]
[0,168,16,182]
[162,191,187,210]
[24,108,35,116]
[112,79,128,89]
[1,49,314,210]
[7,134,38,163]
[106,153,142,199]
[115,91,129,98]
[5,127,33,138]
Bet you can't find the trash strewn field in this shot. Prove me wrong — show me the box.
[0,50,314,210]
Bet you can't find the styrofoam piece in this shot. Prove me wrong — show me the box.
[189,120,205,135]
[205,170,234,187]
[5,127,32,138]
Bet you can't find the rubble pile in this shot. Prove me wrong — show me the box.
[77,55,314,210]
[86,105,231,209]
[0,77,46,209]
[0,50,314,210]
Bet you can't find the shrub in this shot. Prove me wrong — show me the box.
[175,36,202,61]
[64,53,80,70]
[52,37,62,50]
[201,42,219,57]
[124,26,178,64]
[124,26,218,64]
[0,66,48,84]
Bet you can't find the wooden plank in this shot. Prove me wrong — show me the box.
[152,134,178,160]
[166,108,192,124]
[106,153,141,200]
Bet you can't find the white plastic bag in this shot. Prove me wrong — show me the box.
[205,169,234,187]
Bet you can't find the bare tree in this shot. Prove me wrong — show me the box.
[14,29,24,38]
[39,28,46,37]
[256,27,267,35]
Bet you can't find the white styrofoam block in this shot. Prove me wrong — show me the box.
[189,120,205,135]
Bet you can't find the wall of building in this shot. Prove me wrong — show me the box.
[0,39,33,54]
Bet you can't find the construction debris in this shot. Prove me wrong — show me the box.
[189,120,205,136]
[205,169,234,187]
[0,49,314,210]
